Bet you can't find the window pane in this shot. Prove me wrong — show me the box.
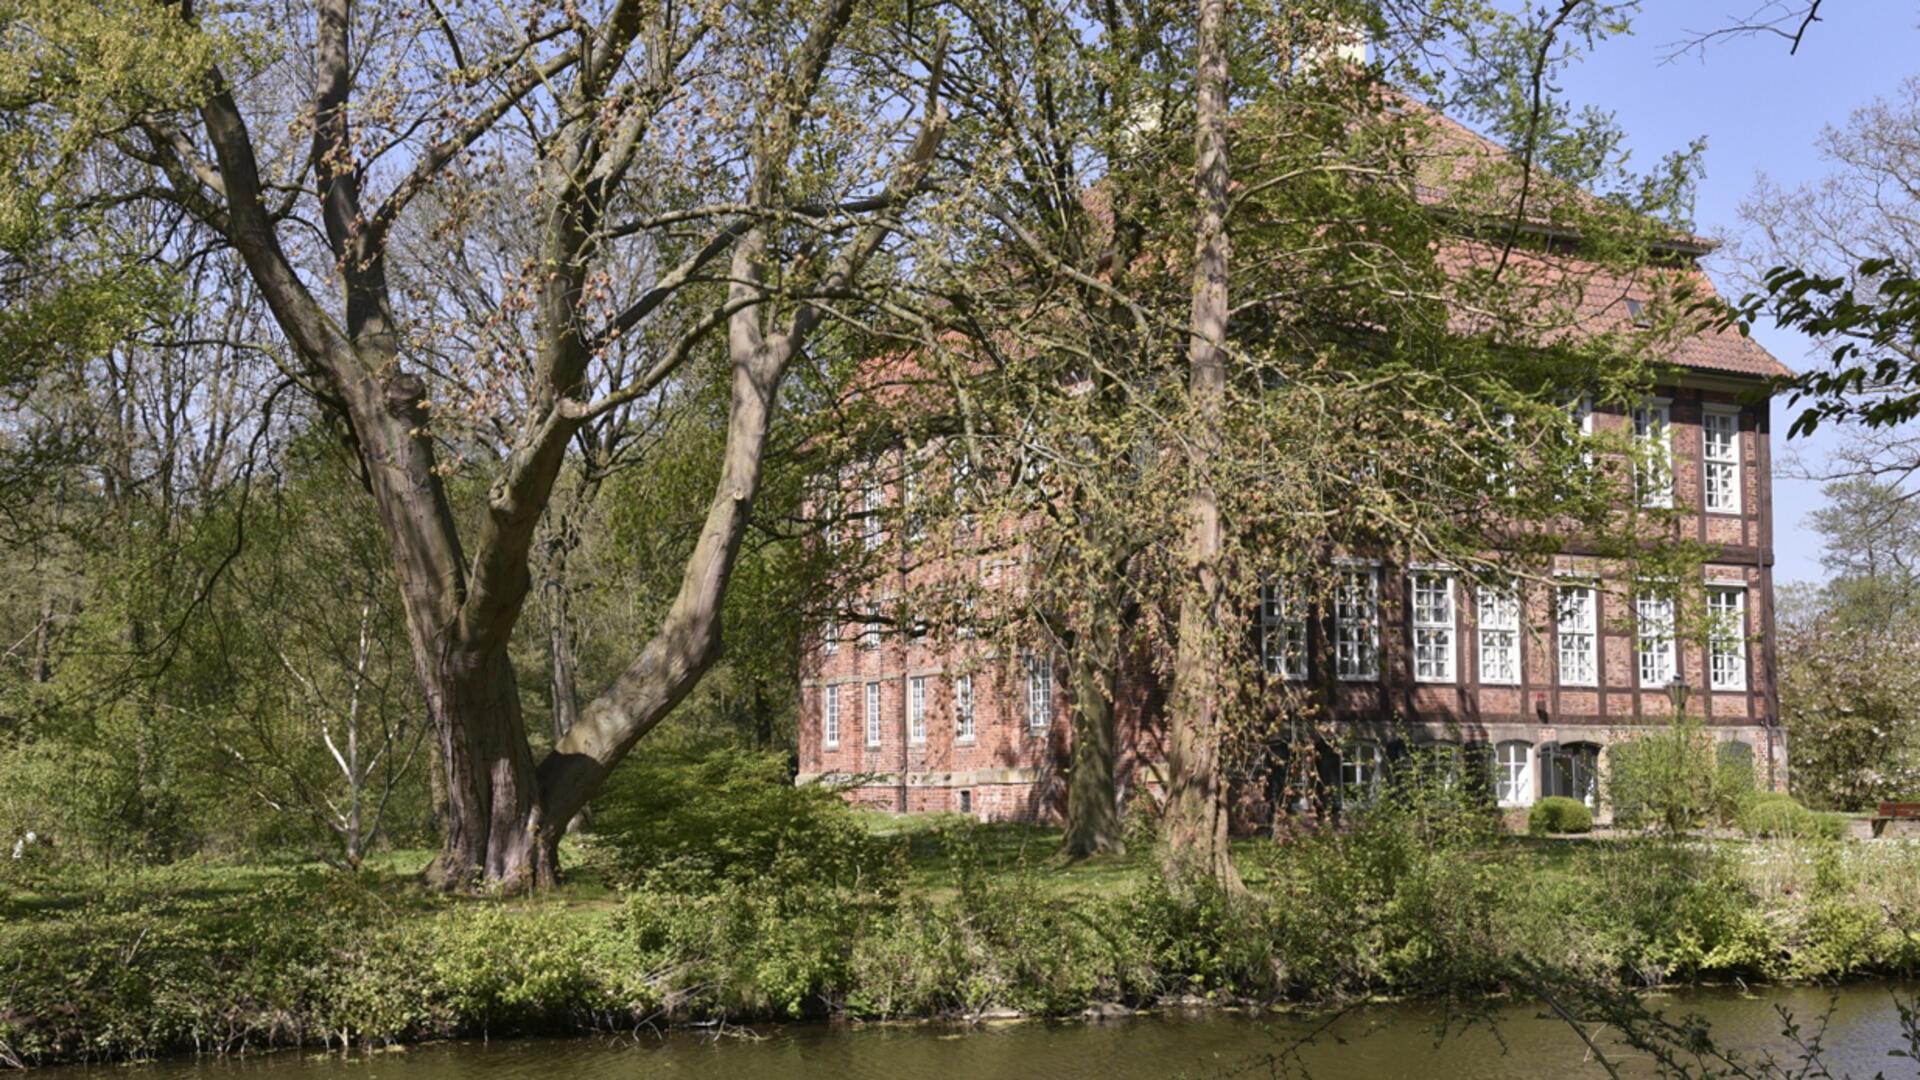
[1556,585,1597,686]
[1336,569,1379,680]
[1261,581,1308,680]
[1708,587,1747,690]
[1636,593,1675,687]
[1413,573,1455,683]
[954,675,974,740]
[1634,402,1673,508]
[1703,411,1741,514]
[909,676,927,743]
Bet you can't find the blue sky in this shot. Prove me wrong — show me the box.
[1542,4,1919,585]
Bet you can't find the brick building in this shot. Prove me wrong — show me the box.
[794,128,1790,828]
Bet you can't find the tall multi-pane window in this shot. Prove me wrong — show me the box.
[1411,573,1456,683]
[1569,394,1595,468]
[904,470,925,542]
[862,483,884,550]
[953,674,975,741]
[1335,568,1380,681]
[1340,742,1384,808]
[1707,586,1748,691]
[908,676,928,744]
[823,685,840,747]
[1636,592,1677,688]
[821,618,839,657]
[1495,741,1533,807]
[1556,584,1597,687]
[1632,400,1673,508]
[951,456,976,538]
[860,601,882,649]
[865,681,882,746]
[1260,581,1307,680]
[1478,583,1520,686]
[1025,653,1053,732]
[1703,408,1742,514]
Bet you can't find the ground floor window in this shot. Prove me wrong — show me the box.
[1496,740,1533,807]
[958,789,973,814]
[1339,741,1385,809]
[1541,742,1600,807]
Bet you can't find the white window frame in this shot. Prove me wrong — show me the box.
[1636,591,1677,688]
[823,684,840,747]
[1261,581,1307,680]
[821,617,839,657]
[904,469,926,543]
[953,673,975,742]
[1411,571,1456,684]
[1633,399,1673,509]
[1571,394,1594,469]
[1702,406,1742,514]
[859,601,882,650]
[1339,742,1384,809]
[862,482,885,551]
[1556,582,1598,688]
[1025,652,1054,733]
[1707,585,1748,691]
[1477,582,1520,686]
[908,675,928,744]
[865,681,882,747]
[1335,566,1380,681]
[1495,740,1533,808]
[951,456,976,538]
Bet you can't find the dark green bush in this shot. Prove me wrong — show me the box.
[1529,796,1594,834]
[586,735,900,893]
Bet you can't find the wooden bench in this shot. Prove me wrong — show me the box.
[1871,802,1920,837]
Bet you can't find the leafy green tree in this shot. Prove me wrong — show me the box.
[881,0,1713,890]
[5,0,952,888]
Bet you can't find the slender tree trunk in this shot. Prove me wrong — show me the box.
[1064,615,1125,857]
[1162,0,1241,891]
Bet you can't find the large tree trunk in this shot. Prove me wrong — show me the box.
[1162,0,1241,891]
[421,644,546,889]
[1063,619,1125,858]
[180,0,939,892]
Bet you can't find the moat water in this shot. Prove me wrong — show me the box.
[41,983,1920,1079]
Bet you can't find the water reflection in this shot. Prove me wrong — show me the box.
[43,984,1918,1080]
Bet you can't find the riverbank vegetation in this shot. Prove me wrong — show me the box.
[7,744,1920,1068]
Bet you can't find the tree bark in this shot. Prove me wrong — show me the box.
[1063,614,1125,858]
[172,0,940,890]
[1162,0,1241,891]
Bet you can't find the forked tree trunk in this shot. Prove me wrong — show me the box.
[420,644,547,889]
[184,0,940,892]
[1162,0,1241,891]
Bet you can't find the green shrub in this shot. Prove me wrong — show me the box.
[1529,796,1594,835]
[1606,718,1751,834]
[587,735,901,894]
[1741,792,1846,840]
